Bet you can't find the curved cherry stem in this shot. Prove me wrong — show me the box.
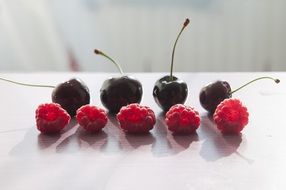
[0,77,55,88]
[94,49,124,75]
[170,18,190,80]
[230,76,280,95]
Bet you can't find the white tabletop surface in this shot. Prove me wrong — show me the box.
[0,72,285,190]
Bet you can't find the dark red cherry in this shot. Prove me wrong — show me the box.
[199,77,280,114]
[153,76,187,112]
[100,76,142,114]
[94,49,142,114]
[0,77,90,117]
[153,18,190,112]
[199,80,231,114]
[52,78,90,116]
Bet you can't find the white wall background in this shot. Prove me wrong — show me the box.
[0,0,285,72]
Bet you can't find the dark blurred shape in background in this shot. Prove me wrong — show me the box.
[0,0,285,72]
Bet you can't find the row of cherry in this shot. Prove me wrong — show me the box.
[3,72,279,136]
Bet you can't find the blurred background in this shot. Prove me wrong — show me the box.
[0,0,285,72]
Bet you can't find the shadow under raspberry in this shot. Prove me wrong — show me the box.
[199,113,246,162]
[77,128,108,151]
[151,112,200,157]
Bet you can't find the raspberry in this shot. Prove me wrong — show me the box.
[76,105,108,133]
[35,103,71,134]
[117,103,156,134]
[213,98,249,134]
[165,104,200,134]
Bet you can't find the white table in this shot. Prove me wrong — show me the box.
[0,72,285,190]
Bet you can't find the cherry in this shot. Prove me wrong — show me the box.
[52,78,90,116]
[200,77,280,114]
[153,18,190,112]
[199,80,231,114]
[0,77,90,117]
[94,49,142,114]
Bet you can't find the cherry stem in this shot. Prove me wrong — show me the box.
[170,18,190,80]
[230,76,280,95]
[0,77,55,88]
[94,49,124,75]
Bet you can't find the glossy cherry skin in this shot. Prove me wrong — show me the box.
[153,75,188,112]
[52,78,90,117]
[199,80,231,114]
[100,76,142,114]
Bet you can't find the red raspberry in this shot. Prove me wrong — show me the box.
[117,103,156,134]
[36,103,71,134]
[213,98,249,134]
[76,105,108,133]
[165,104,200,134]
